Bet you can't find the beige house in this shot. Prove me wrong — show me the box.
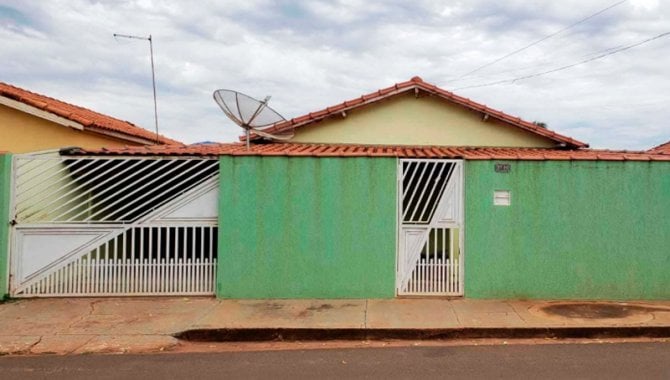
[0,82,178,153]
[247,76,587,149]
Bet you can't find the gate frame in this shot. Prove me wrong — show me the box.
[395,158,465,297]
[7,152,220,297]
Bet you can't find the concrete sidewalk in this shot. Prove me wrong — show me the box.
[1,297,670,355]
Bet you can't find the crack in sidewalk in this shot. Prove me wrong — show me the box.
[26,335,43,354]
[506,301,529,323]
[188,300,223,330]
[452,305,463,328]
[364,300,368,328]
[66,335,96,355]
[65,300,103,331]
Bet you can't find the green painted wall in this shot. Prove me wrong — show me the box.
[218,156,397,298]
[0,154,11,298]
[465,160,670,300]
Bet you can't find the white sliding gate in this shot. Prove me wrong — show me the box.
[397,159,463,296]
[9,152,219,297]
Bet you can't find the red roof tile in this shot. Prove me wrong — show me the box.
[248,76,588,148]
[649,141,670,154]
[63,142,670,162]
[0,82,180,145]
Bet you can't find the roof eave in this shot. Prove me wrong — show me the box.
[0,95,86,131]
[248,80,588,148]
[85,125,168,145]
[62,143,670,161]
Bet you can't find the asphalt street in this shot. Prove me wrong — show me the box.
[1,342,669,379]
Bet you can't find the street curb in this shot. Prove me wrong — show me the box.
[174,326,670,342]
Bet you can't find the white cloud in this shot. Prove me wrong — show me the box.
[630,0,659,12]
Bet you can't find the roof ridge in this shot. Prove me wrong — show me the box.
[248,76,588,148]
[649,140,670,154]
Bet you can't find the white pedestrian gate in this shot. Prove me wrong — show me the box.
[9,152,219,297]
[397,159,464,296]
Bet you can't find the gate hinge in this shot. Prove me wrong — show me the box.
[9,219,16,226]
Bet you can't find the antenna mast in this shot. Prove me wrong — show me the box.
[113,33,160,144]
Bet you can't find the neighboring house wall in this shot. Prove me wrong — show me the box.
[289,93,557,148]
[218,156,397,298]
[0,154,10,297]
[465,160,670,300]
[0,105,138,153]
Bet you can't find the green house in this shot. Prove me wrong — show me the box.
[2,77,669,300]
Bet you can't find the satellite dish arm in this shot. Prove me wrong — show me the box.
[214,92,245,128]
[234,93,245,124]
[246,96,271,126]
[221,104,245,128]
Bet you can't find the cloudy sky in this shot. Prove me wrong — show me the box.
[1,0,668,149]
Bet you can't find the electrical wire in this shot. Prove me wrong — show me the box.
[448,41,632,85]
[455,0,627,79]
[453,31,670,90]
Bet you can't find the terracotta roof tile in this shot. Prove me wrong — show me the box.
[622,154,649,161]
[247,76,588,148]
[0,82,180,145]
[649,141,670,154]
[62,142,670,162]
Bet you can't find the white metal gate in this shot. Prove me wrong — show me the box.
[397,159,463,296]
[9,152,219,297]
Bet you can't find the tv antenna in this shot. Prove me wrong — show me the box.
[213,90,292,149]
[113,33,160,144]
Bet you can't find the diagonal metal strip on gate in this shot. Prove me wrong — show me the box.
[397,159,463,295]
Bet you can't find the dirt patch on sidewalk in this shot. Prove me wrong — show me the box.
[532,302,670,324]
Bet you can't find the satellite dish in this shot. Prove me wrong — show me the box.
[213,89,293,148]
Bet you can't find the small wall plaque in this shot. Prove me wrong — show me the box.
[494,190,511,206]
[495,163,511,173]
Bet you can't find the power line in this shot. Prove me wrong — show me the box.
[455,0,627,79]
[453,31,670,90]
[448,42,632,86]
[451,35,636,86]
